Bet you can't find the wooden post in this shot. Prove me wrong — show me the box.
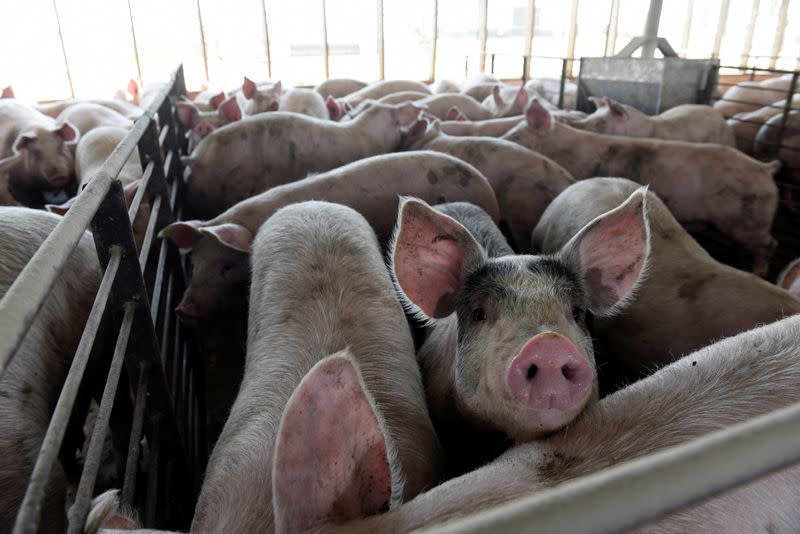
[605,0,621,56]
[565,0,579,77]
[479,0,488,72]
[711,0,731,59]
[322,0,330,79]
[524,0,536,77]
[769,0,790,69]
[260,0,272,79]
[430,0,438,82]
[52,0,75,98]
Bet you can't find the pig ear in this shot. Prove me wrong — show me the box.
[492,85,503,108]
[218,96,241,122]
[159,221,204,250]
[177,102,199,128]
[392,103,421,126]
[45,198,75,216]
[607,99,628,120]
[403,118,429,147]
[2,86,14,99]
[272,351,395,534]
[326,95,341,120]
[199,223,253,253]
[0,152,23,173]
[777,258,800,291]
[14,133,37,151]
[242,76,256,99]
[127,79,140,98]
[272,80,283,95]
[525,100,552,133]
[54,122,79,144]
[588,96,608,109]
[209,91,226,109]
[515,88,529,112]
[560,188,651,316]
[391,197,485,320]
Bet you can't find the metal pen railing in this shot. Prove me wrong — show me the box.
[1,64,204,533]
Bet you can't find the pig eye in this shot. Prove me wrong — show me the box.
[221,263,233,274]
[572,306,585,323]
[472,307,486,322]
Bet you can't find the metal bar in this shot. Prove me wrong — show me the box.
[144,417,161,527]
[774,72,799,154]
[558,58,567,109]
[524,0,536,73]
[66,304,136,534]
[12,248,121,534]
[740,0,760,67]
[195,0,210,82]
[321,0,330,80]
[641,0,663,59]
[126,0,143,85]
[151,240,170,326]
[138,195,163,272]
[681,0,694,56]
[260,0,272,79]
[51,0,75,98]
[430,0,438,82]
[377,0,385,80]
[478,0,488,72]
[128,161,154,223]
[711,0,731,59]
[770,0,790,69]
[604,0,620,56]
[426,397,800,534]
[565,0,579,76]
[490,54,495,74]
[122,361,150,505]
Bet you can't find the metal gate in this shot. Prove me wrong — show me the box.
[0,65,205,533]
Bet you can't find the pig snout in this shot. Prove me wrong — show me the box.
[175,300,202,327]
[50,174,70,187]
[195,121,214,139]
[507,332,592,419]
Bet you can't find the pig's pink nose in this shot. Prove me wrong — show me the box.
[507,332,592,412]
[175,302,201,327]
[195,123,213,138]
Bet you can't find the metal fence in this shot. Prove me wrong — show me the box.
[0,65,204,533]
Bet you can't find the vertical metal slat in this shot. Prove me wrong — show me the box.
[430,0,438,83]
[740,0,760,67]
[478,0,488,72]
[126,0,143,85]
[321,0,330,79]
[260,0,273,79]
[711,0,731,58]
[51,0,75,98]
[377,0,385,79]
[769,0,790,69]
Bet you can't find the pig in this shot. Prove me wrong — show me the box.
[35,99,142,120]
[714,75,796,118]
[181,101,423,217]
[461,73,500,102]
[572,98,736,147]
[55,103,133,136]
[314,78,368,100]
[376,91,431,105]
[337,80,432,108]
[46,127,150,251]
[430,80,461,94]
[777,258,800,298]
[525,77,578,109]
[0,208,101,534]
[482,85,542,117]
[390,192,650,441]
[416,94,494,120]
[159,150,499,323]
[89,315,800,533]
[533,177,800,377]
[0,100,79,202]
[189,201,441,532]
[504,100,780,275]
[116,79,166,109]
[176,96,241,151]
[190,90,226,111]
[440,115,524,137]
[277,88,328,119]
[727,95,800,153]
[2,86,14,99]
[753,109,800,161]
[239,77,282,115]
[401,118,575,250]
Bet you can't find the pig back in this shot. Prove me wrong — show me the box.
[193,201,440,532]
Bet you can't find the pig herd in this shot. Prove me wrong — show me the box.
[1,71,800,534]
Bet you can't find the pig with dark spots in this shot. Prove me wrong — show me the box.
[533,177,800,378]
[401,118,574,250]
[573,98,736,146]
[0,100,79,204]
[0,208,101,534]
[504,100,780,275]
[187,201,441,533]
[777,258,800,298]
[182,102,424,217]
[160,151,499,324]
[390,192,651,442]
